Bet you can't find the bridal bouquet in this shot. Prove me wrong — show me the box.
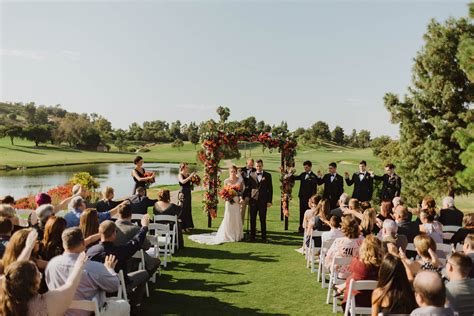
[144,172,155,189]
[218,184,240,204]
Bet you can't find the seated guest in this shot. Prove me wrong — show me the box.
[321,216,343,245]
[413,195,438,225]
[0,216,13,258]
[0,228,37,274]
[419,208,443,244]
[360,201,371,211]
[340,235,383,309]
[33,204,55,240]
[309,199,331,232]
[394,205,419,243]
[40,216,67,261]
[0,252,87,316]
[300,195,321,233]
[377,200,393,222]
[0,195,15,205]
[115,204,161,275]
[128,187,157,215]
[154,189,184,249]
[400,235,442,281]
[65,197,124,228]
[87,217,151,312]
[439,196,464,227]
[46,227,121,316]
[359,208,380,236]
[342,199,364,222]
[411,271,454,316]
[79,208,100,245]
[35,190,76,212]
[451,213,474,246]
[380,219,408,252]
[392,196,404,208]
[324,215,364,279]
[463,234,474,278]
[372,253,417,315]
[445,252,474,315]
[329,193,349,218]
[0,204,20,228]
[96,186,122,213]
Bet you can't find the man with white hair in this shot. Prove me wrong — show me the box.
[392,196,404,208]
[439,196,463,227]
[380,219,408,252]
[329,193,350,218]
[411,271,454,316]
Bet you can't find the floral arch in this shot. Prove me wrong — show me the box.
[197,130,297,229]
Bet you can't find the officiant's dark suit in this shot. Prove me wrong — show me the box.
[248,167,273,241]
[317,169,344,210]
[345,172,373,202]
[291,170,318,232]
[373,173,401,201]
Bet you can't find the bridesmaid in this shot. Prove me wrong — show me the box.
[131,156,155,195]
[178,163,197,232]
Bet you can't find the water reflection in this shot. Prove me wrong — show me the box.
[0,163,180,199]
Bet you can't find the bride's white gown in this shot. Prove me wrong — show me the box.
[189,178,244,245]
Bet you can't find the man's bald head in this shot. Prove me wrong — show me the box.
[413,271,446,307]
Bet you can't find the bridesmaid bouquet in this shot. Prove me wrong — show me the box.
[144,172,156,184]
[219,184,240,204]
[190,174,201,186]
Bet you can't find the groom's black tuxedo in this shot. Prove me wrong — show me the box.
[317,173,344,210]
[248,170,273,240]
[240,167,256,199]
[291,171,318,231]
[345,172,373,202]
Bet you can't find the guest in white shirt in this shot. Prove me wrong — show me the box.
[321,215,343,245]
[46,227,120,316]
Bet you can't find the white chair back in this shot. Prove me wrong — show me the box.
[131,250,149,297]
[16,209,32,227]
[148,223,172,267]
[344,279,377,316]
[442,225,461,241]
[117,270,128,301]
[436,243,452,256]
[455,243,464,252]
[154,214,179,253]
[69,300,100,315]
[131,214,144,221]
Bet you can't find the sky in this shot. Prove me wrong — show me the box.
[0,0,471,138]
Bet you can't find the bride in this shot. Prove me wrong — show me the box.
[189,165,244,245]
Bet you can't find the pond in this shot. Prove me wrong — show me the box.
[0,163,180,199]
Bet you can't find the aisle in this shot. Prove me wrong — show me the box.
[142,190,335,315]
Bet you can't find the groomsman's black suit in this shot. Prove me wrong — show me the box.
[291,171,318,231]
[248,170,273,241]
[345,172,373,202]
[373,173,401,201]
[240,167,256,199]
[317,173,344,210]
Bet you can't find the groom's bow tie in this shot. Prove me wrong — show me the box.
[257,172,263,176]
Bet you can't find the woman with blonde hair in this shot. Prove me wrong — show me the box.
[340,235,384,308]
[95,186,122,213]
[399,234,442,281]
[360,208,380,236]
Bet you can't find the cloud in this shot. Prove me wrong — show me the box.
[0,49,45,61]
[60,50,80,62]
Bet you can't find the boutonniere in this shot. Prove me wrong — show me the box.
[261,177,266,181]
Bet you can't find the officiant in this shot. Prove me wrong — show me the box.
[291,161,318,234]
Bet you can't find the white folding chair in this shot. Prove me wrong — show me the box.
[344,279,377,316]
[306,230,322,271]
[16,209,32,227]
[326,256,352,313]
[69,300,101,315]
[318,238,336,289]
[406,243,417,259]
[436,243,452,257]
[132,250,149,297]
[455,243,463,252]
[116,270,128,301]
[153,214,178,254]
[131,214,144,221]
[147,223,172,268]
[442,225,461,241]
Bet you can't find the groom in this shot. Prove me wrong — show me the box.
[248,159,273,242]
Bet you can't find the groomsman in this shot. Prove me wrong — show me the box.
[370,163,401,201]
[248,159,273,242]
[291,161,318,233]
[240,158,256,224]
[317,162,344,210]
[344,160,373,202]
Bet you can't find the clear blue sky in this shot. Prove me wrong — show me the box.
[0,0,470,137]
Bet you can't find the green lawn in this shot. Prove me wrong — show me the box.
[143,172,334,315]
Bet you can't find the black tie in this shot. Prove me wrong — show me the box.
[257,173,263,176]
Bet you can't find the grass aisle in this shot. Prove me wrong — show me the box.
[143,175,334,315]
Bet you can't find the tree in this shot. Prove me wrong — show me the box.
[216,106,230,124]
[383,16,474,203]
[7,113,16,120]
[457,2,474,82]
[169,120,182,140]
[2,125,23,145]
[331,126,345,145]
[187,122,200,148]
[356,130,371,148]
[128,123,143,141]
[114,129,128,152]
[293,127,306,138]
[24,103,36,124]
[23,124,51,146]
[171,138,184,150]
[240,116,257,135]
[454,123,474,191]
[371,135,392,156]
[35,106,49,124]
[310,121,331,142]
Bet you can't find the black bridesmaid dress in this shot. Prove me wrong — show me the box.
[179,175,194,229]
[132,167,147,195]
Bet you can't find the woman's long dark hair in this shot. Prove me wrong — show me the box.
[374,254,416,312]
[0,260,38,316]
[42,216,66,261]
